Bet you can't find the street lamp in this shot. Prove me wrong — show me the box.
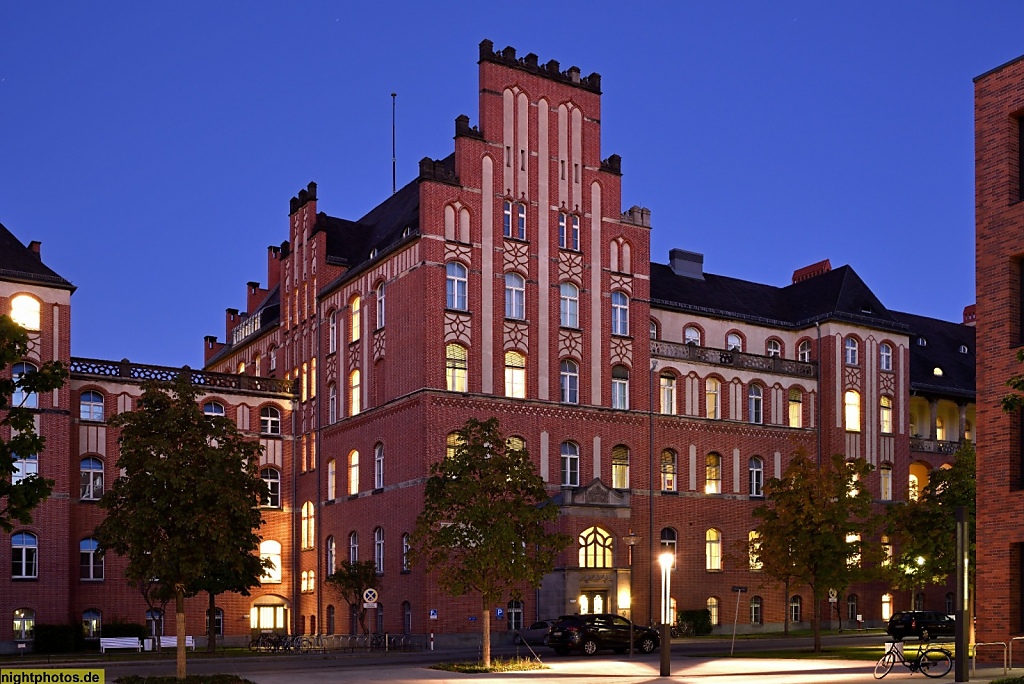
[623,531,640,657]
[659,551,673,677]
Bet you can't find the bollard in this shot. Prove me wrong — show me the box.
[430,632,434,651]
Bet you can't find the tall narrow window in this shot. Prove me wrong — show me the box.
[848,595,859,622]
[503,200,513,236]
[569,215,580,250]
[80,457,103,500]
[705,453,722,494]
[578,527,613,568]
[798,340,811,362]
[660,374,676,414]
[445,262,468,311]
[880,463,893,501]
[13,532,38,578]
[80,391,104,421]
[844,337,859,365]
[748,531,762,570]
[260,406,281,435]
[726,334,742,351]
[559,282,579,328]
[560,359,579,404]
[325,536,336,575]
[789,389,803,427]
[349,370,361,415]
[329,385,337,423]
[83,610,101,638]
[261,468,280,507]
[10,295,40,331]
[661,449,677,491]
[560,441,579,487]
[504,273,525,319]
[879,342,892,371]
[12,362,37,409]
[936,417,946,441]
[446,344,468,392]
[611,365,629,409]
[707,597,720,626]
[790,596,803,623]
[80,538,103,580]
[516,203,526,240]
[350,296,361,343]
[374,528,384,574]
[348,451,359,496]
[349,532,359,563]
[301,502,315,550]
[846,533,862,567]
[749,456,764,497]
[766,339,781,357]
[504,351,526,398]
[750,596,763,624]
[748,384,763,424]
[328,311,337,353]
[611,292,629,336]
[880,396,893,434]
[558,212,568,248]
[706,378,720,419]
[376,282,386,329]
[882,594,893,620]
[705,529,722,571]
[13,453,37,484]
[402,534,411,572]
[684,326,701,345]
[374,443,384,489]
[327,459,337,500]
[14,609,35,640]
[845,390,861,432]
[611,446,630,489]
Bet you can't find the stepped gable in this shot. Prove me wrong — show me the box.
[0,221,75,290]
[890,310,975,398]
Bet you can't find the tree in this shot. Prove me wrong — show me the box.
[325,560,379,636]
[0,314,67,531]
[410,418,570,667]
[750,451,878,652]
[96,374,268,679]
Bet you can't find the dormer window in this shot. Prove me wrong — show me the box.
[401,226,411,239]
[917,337,927,347]
[369,248,378,259]
[933,367,944,377]
[959,344,969,354]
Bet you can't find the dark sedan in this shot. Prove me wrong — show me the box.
[546,613,659,655]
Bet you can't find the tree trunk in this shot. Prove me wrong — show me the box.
[175,588,187,680]
[481,595,491,668]
[812,591,822,653]
[207,592,217,652]
[783,579,789,636]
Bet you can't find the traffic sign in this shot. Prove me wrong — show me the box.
[496,608,504,619]
[363,602,378,609]
[828,588,838,603]
[363,588,378,603]
[731,586,748,593]
[429,609,438,620]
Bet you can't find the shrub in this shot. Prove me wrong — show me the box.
[677,609,713,636]
[33,624,84,653]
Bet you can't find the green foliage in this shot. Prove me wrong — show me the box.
[32,623,85,653]
[430,657,547,673]
[0,314,68,531]
[96,374,268,677]
[325,560,380,635]
[101,622,148,639]
[750,451,879,652]
[411,418,570,667]
[677,609,713,636]
[885,441,975,590]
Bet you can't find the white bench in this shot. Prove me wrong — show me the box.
[160,635,195,650]
[100,637,141,653]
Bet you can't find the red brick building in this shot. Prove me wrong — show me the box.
[0,40,974,651]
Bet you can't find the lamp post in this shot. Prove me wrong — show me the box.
[648,360,658,628]
[623,531,640,657]
[659,551,673,677]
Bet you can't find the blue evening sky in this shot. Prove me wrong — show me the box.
[0,2,1017,367]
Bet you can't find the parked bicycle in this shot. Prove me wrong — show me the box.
[874,639,953,679]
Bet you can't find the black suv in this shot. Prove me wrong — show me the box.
[546,613,659,655]
[886,611,956,641]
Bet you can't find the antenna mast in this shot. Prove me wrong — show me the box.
[391,92,397,195]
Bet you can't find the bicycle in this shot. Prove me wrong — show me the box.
[874,639,953,679]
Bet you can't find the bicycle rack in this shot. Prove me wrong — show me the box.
[1010,635,1024,669]
[971,641,1008,677]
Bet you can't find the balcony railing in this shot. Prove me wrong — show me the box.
[231,311,262,346]
[70,357,296,396]
[650,340,817,378]
[909,437,960,455]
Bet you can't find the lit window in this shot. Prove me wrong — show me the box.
[560,441,579,487]
[790,596,802,623]
[844,337,859,365]
[445,344,468,392]
[560,359,579,404]
[936,417,946,440]
[879,343,892,371]
[504,351,526,398]
[269,346,277,371]
[660,374,676,414]
[661,449,677,491]
[83,610,101,639]
[445,262,468,311]
[504,273,525,320]
[328,311,337,353]
[578,526,613,568]
[880,464,892,501]
[611,445,629,489]
[726,333,742,351]
[707,597,720,626]
[705,529,721,571]
[12,453,37,485]
[80,538,103,580]
[11,295,40,331]
[301,502,315,550]
[374,443,384,489]
[881,535,893,566]
[750,596,762,624]
[12,362,37,409]
[446,432,463,460]
[402,534,411,572]
[261,468,280,507]
[748,384,763,424]
[789,389,803,428]
[349,532,359,563]
[80,391,104,421]
[880,396,893,434]
[559,282,579,328]
[329,385,337,423]
[13,608,35,640]
[749,456,763,497]
[260,541,282,583]
[611,292,629,336]
[706,378,720,419]
[766,340,781,357]
[348,451,360,496]
[260,406,281,435]
[846,533,861,567]
[350,296,361,342]
[684,326,701,345]
[327,459,336,500]
[349,370,361,415]
[705,453,721,494]
[376,282,386,328]
[13,532,38,578]
[611,365,629,409]
[882,593,893,620]
[844,391,861,432]
[80,457,103,500]
[748,531,762,570]
[374,528,384,574]
[797,340,811,362]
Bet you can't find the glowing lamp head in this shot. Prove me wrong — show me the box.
[659,552,674,570]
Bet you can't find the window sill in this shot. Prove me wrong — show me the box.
[559,325,581,332]
[12,577,38,581]
[503,235,529,244]
[348,494,359,501]
[400,569,411,575]
[445,308,472,315]
[558,247,581,254]
[371,488,384,495]
[504,317,530,324]
[660,490,679,496]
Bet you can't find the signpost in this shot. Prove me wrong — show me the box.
[730,586,747,656]
[363,587,378,609]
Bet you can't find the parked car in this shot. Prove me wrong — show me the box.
[546,613,659,655]
[886,611,956,641]
[514,619,557,645]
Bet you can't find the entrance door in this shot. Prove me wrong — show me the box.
[579,591,608,615]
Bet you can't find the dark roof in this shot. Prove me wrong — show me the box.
[890,311,975,399]
[0,222,75,291]
[205,284,281,367]
[650,263,908,333]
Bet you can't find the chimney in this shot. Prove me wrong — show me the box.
[27,241,41,258]
[225,308,239,339]
[267,246,282,291]
[204,335,225,364]
[247,281,267,314]
[792,259,832,284]
[963,304,977,327]
[669,249,704,280]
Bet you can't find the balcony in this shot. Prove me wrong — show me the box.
[909,437,960,455]
[70,358,296,397]
[650,340,816,379]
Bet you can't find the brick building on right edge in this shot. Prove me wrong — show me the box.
[975,53,1024,646]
